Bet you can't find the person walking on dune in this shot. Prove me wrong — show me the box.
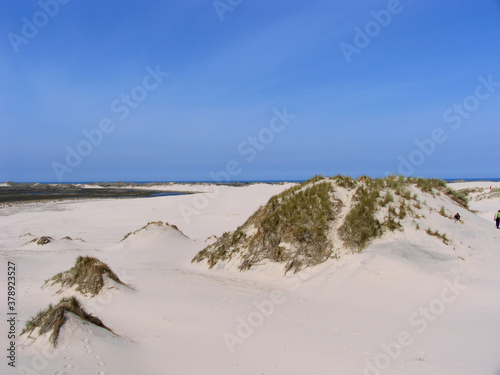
[495,210,500,229]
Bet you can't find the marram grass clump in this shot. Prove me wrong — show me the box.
[194,177,338,273]
[45,256,126,296]
[338,182,383,251]
[21,296,113,347]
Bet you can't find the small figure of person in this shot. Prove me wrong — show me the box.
[495,210,500,229]
[454,213,461,222]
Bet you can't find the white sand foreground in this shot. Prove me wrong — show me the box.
[1,181,499,375]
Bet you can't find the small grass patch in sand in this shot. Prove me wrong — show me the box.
[380,191,394,207]
[439,206,449,218]
[412,177,446,193]
[45,256,127,296]
[331,175,357,190]
[445,188,468,209]
[120,221,187,242]
[385,206,403,232]
[31,236,53,245]
[21,297,113,347]
[458,187,482,196]
[426,228,450,245]
[384,175,412,199]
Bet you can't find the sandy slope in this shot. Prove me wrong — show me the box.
[1,182,499,375]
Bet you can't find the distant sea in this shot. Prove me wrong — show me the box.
[27,180,306,184]
[63,178,500,184]
[444,178,500,182]
[8,178,500,184]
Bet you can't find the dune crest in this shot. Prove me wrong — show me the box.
[193,175,472,273]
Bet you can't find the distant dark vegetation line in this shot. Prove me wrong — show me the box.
[0,187,188,204]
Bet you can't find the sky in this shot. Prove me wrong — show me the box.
[1,0,500,182]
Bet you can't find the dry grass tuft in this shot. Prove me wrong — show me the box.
[45,256,126,296]
[21,296,113,346]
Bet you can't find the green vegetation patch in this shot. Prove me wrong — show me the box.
[193,178,337,273]
[339,182,383,251]
[192,230,246,268]
[445,188,468,209]
[413,177,446,193]
[331,175,357,189]
[257,181,335,269]
[384,175,412,198]
[408,177,468,209]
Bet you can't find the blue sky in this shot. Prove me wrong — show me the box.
[1,0,499,182]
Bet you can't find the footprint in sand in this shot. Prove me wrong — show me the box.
[85,340,107,371]
[83,339,93,354]
[54,363,73,374]
[81,334,108,372]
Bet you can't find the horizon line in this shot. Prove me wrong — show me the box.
[2,177,500,185]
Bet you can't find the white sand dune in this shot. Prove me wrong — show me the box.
[1,181,499,375]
